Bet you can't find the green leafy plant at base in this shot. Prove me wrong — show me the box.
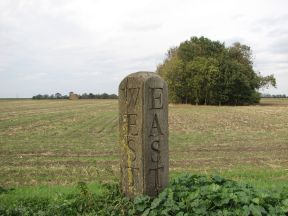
[130,174,288,216]
[0,174,287,216]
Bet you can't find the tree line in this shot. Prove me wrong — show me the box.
[157,36,276,105]
[32,93,118,99]
[80,93,118,99]
[261,93,287,98]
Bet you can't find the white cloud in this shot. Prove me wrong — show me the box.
[0,0,288,97]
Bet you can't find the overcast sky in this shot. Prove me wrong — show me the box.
[0,0,287,98]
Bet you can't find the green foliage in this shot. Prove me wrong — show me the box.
[80,93,118,99]
[133,174,288,215]
[1,174,287,215]
[157,36,276,105]
[0,186,14,195]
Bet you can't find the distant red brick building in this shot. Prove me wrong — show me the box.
[69,92,79,100]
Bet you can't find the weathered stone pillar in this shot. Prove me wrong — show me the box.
[119,71,168,197]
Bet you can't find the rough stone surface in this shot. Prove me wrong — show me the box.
[119,71,168,197]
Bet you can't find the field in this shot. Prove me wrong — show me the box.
[0,99,288,193]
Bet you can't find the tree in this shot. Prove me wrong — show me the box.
[157,50,186,103]
[186,57,220,105]
[55,93,62,99]
[157,36,276,105]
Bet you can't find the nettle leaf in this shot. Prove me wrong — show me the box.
[259,192,269,199]
[282,199,288,206]
[249,204,262,216]
[220,198,231,206]
[210,183,221,192]
[252,198,260,205]
[175,212,185,216]
[150,198,161,209]
[177,200,186,209]
[194,206,208,215]
[158,190,168,201]
[2,174,287,215]
[187,190,200,201]
[135,204,147,212]
[212,175,225,184]
[213,199,223,207]
[167,188,174,200]
[282,199,288,213]
[242,205,251,216]
[142,208,151,216]
[229,192,238,202]
[236,191,250,204]
[148,209,158,216]
[190,198,201,208]
[160,208,168,215]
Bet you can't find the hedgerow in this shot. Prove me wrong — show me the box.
[0,174,287,215]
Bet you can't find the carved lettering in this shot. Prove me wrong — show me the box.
[149,113,163,136]
[151,88,163,109]
[119,72,168,197]
[151,140,160,162]
[120,86,127,101]
[120,86,140,107]
[128,88,140,107]
[126,166,139,186]
[149,165,164,192]
[127,114,138,136]
[128,138,136,161]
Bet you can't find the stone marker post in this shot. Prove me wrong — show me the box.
[119,72,168,197]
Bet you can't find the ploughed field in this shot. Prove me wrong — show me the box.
[0,99,287,190]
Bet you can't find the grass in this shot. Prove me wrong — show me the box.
[0,98,287,198]
[1,174,287,215]
[0,183,104,206]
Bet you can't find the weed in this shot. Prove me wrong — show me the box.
[0,174,287,215]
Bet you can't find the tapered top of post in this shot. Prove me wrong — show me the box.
[120,71,161,83]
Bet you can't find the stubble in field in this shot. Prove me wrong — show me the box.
[0,99,287,189]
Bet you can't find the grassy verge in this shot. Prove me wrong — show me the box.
[0,183,104,204]
[0,174,287,216]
